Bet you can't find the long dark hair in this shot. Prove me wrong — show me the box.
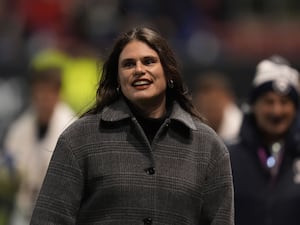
[84,26,202,120]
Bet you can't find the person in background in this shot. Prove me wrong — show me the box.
[228,55,300,225]
[30,43,100,115]
[0,150,19,225]
[3,66,76,225]
[192,71,243,144]
[30,26,234,225]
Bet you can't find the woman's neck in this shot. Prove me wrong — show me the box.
[128,99,167,119]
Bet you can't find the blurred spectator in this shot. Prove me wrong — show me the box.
[0,76,26,145]
[3,66,76,225]
[0,0,23,65]
[13,0,76,37]
[11,0,82,60]
[0,151,19,225]
[228,55,300,225]
[30,45,100,115]
[192,71,243,144]
[79,0,120,49]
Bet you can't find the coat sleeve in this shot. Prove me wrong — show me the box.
[200,140,235,225]
[30,136,84,225]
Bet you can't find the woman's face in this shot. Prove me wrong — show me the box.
[118,40,167,116]
[253,91,297,140]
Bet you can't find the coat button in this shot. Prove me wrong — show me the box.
[145,167,155,175]
[143,217,152,225]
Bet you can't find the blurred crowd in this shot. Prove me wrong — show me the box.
[0,0,229,144]
[1,0,300,225]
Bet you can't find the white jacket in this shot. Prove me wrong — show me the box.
[218,103,243,144]
[4,102,77,224]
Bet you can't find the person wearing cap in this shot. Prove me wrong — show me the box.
[228,55,300,225]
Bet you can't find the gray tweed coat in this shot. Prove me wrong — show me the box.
[30,98,234,225]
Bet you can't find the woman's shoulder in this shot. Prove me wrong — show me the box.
[191,117,228,149]
[60,113,100,139]
[192,116,219,137]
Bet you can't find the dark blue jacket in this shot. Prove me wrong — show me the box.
[228,113,300,225]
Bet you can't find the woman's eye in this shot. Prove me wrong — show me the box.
[123,61,135,68]
[143,57,156,65]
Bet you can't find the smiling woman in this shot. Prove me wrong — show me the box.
[118,40,167,118]
[29,26,234,225]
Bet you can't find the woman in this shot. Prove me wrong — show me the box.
[30,27,234,225]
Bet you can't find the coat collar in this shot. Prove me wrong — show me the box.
[101,97,197,130]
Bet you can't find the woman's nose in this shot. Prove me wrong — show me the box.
[135,61,145,74]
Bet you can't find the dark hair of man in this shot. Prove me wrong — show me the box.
[84,26,202,120]
[29,67,62,89]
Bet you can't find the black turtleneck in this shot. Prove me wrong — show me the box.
[124,97,172,143]
[135,114,166,143]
